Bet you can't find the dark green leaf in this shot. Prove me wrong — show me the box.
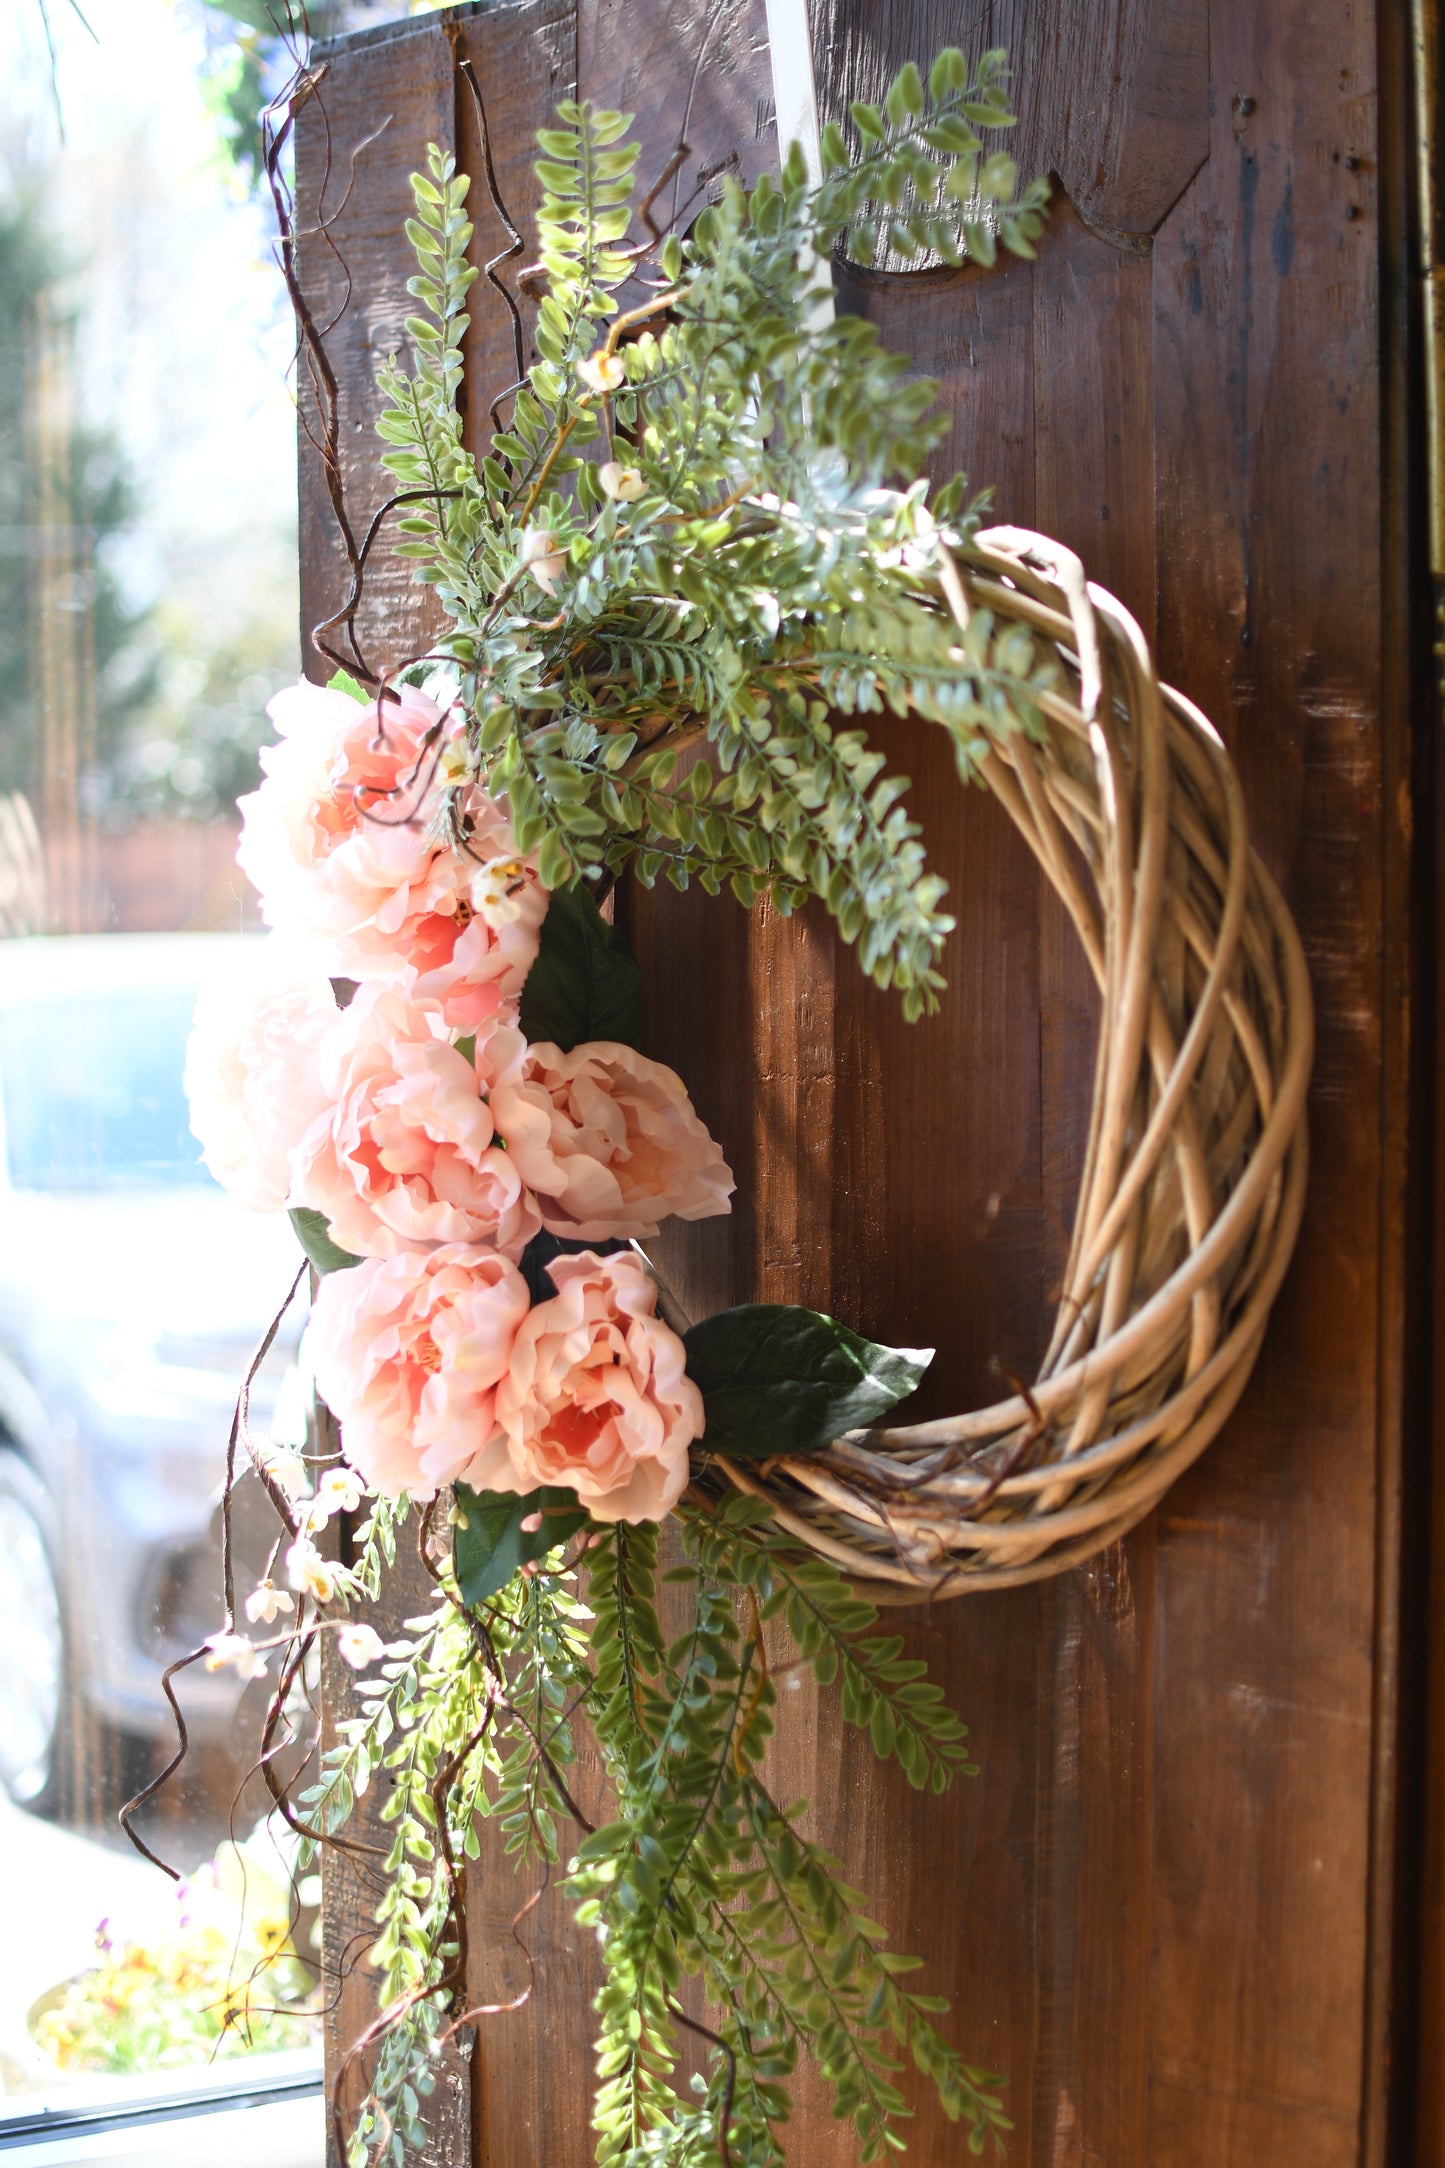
[517,881,642,1052]
[683,1304,931,1459]
[453,1481,589,1605]
[289,1207,362,1275]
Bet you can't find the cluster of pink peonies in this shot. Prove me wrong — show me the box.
[188,677,731,1523]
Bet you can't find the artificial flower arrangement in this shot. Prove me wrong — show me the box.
[172,44,1060,2168]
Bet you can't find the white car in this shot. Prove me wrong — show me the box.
[0,935,304,1812]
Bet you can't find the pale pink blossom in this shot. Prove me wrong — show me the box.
[478,1251,703,1523]
[311,1465,365,1520]
[236,678,547,989]
[290,983,541,1260]
[184,937,337,1213]
[244,1581,294,1626]
[598,461,645,502]
[494,1041,734,1242]
[577,349,626,393]
[518,526,565,594]
[260,1447,309,1501]
[309,1245,531,1498]
[336,1623,385,1671]
[204,1631,268,1680]
[285,1539,339,1603]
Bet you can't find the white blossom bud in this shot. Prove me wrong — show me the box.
[519,525,565,596]
[336,1623,385,1671]
[599,461,646,503]
[577,349,626,393]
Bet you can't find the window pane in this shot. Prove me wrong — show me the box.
[0,0,369,2137]
[1,987,214,1192]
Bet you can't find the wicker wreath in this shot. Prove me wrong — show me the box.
[716,526,1314,1596]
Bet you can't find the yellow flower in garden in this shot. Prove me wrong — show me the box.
[254,1914,292,1958]
[28,1823,319,2076]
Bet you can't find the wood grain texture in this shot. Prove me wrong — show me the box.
[633,0,1396,2161]
[1145,4,1382,2155]
[293,0,1421,2161]
[450,0,574,436]
[295,14,455,687]
[579,0,776,220]
[812,0,1208,240]
[441,15,645,2165]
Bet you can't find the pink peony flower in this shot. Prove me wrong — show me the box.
[289,982,542,1260]
[184,937,338,1212]
[478,1250,703,1523]
[494,1041,734,1241]
[310,1245,531,1497]
[236,678,547,990]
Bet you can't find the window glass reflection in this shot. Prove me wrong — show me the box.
[0,0,344,2132]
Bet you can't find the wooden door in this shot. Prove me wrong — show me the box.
[297,1,1430,2161]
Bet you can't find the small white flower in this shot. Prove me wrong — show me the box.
[473,855,529,929]
[518,525,566,596]
[598,461,645,503]
[313,1465,365,1520]
[577,348,626,393]
[336,1622,386,1672]
[203,1631,268,1681]
[286,1539,339,1604]
[262,1447,310,1502]
[438,738,474,785]
[245,1580,295,1626]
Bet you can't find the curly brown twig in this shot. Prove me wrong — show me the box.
[667,1999,738,2168]
[326,1690,500,2163]
[416,1501,600,1836]
[455,56,527,389]
[119,1264,308,1872]
[264,73,388,688]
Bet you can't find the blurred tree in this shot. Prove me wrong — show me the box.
[0,190,295,854]
[0,197,153,818]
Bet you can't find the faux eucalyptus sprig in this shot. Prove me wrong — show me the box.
[374,47,1052,1017]
[304,1479,1005,2168]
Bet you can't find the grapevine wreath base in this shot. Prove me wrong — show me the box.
[721,527,1314,1596]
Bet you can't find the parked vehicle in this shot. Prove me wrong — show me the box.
[0,935,304,1812]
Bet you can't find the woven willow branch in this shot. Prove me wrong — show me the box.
[717,526,1314,1596]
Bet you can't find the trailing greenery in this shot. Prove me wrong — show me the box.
[294,1325,997,2165]
[373,51,1054,1017]
[305,1484,1005,2168]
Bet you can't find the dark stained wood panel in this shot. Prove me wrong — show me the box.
[628,0,1397,2159]
[579,0,777,215]
[812,0,1209,240]
[295,15,456,687]
[293,2,1423,2162]
[453,0,575,437]
[1144,4,1383,2154]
